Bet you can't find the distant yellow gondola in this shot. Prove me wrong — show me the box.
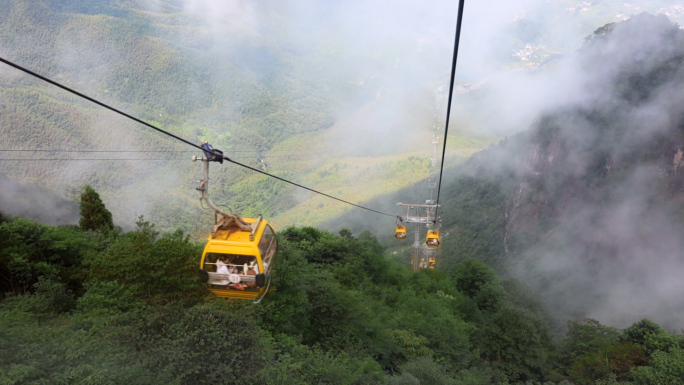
[425,230,440,248]
[395,225,407,240]
[428,257,436,269]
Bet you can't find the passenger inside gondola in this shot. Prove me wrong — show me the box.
[204,253,259,291]
[427,238,439,247]
[243,258,258,288]
[216,256,231,284]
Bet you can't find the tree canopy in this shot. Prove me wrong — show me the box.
[79,185,113,232]
[2,212,682,384]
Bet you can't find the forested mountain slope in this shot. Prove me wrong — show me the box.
[3,206,684,384]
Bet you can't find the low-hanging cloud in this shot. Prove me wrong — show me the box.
[486,13,684,330]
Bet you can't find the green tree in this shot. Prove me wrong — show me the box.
[454,258,504,312]
[106,303,270,385]
[454,259,498,299]
[0,210,10,224]
[262,336,385,385]
[475,306,552,382]
[632,347,684,385]
[560,319,621,369]
[0,217,94,295]
[0,296,166,384]
[390,357,457,385]
[79,185,113,232]
[84,216,204,304]
[26,278,76,316]
[621,319,680,354]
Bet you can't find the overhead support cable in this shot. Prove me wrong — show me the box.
[0,149,328,159]
[0,155,321,161]
[0,158,184,161]
[0,149,325,154]
[434,0,466,219]
[0,149,203,153]
[0,56,394,218]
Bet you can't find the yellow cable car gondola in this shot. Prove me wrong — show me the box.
[194,143,277,302]
[428,257,436,269]
[198,215,277,301]
[395,225,407,240]
[395,216,407,240]
[425,230,440,248]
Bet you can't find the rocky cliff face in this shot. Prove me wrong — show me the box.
[465,13,684,328]
[502,116,684,255]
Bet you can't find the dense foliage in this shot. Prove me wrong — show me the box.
[2,202,683,384]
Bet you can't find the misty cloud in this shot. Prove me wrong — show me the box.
[0,172,78,225]
[485,14,684,329]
